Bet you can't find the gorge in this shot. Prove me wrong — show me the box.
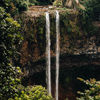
[17,4,100,100]
[1,0,100,100]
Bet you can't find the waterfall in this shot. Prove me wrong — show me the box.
[45,11,60,99]
[55,11,60,100]
[45,12,51,94]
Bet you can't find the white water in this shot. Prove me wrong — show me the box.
[55,11,60,100]
[45,12,51,94]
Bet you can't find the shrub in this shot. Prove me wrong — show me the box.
[25,85,53,100]
[14,85,53,100]
[77,78,100,100]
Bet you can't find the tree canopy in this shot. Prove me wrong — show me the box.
[0,0,29,16]
[84,0,100,21]
[0,7,22,99]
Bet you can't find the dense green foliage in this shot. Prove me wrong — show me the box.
[28,0,37,6]
[0,7,23,99]
[53,0,62,6]
[0,0,29,16]
[0,6,53,100]
[0,0,55,16]
[78,7,98,37]
[53,0,100,21]
[81,0,100,21]
[14,85,53,100]
[77,78,100,100]
[1,0,99,19]
[0,0,99,100]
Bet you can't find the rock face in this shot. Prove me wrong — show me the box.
[22,53,100,77]
[18,6,100,100]
[16,6,100,77]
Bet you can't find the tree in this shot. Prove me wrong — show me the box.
[53,0,82,8]
[84,0,100,21]
[77,78,100,100]
[0,7,22,99]
[0,0,29,16]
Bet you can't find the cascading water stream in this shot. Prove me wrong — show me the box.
[55,11,60,100]
[45,11,60,99]
[45,12,51,94]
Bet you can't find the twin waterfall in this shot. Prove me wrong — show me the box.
[46,12,51,94]
[55,11,60,100]
[46,11,60,100]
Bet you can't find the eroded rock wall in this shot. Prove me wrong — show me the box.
[16,9,100,76]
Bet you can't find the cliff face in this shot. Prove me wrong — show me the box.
[16,6,100,100]
[16,6,100,76]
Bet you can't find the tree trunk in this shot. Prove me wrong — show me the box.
[65,0,79,8]
[65,0,73,7]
